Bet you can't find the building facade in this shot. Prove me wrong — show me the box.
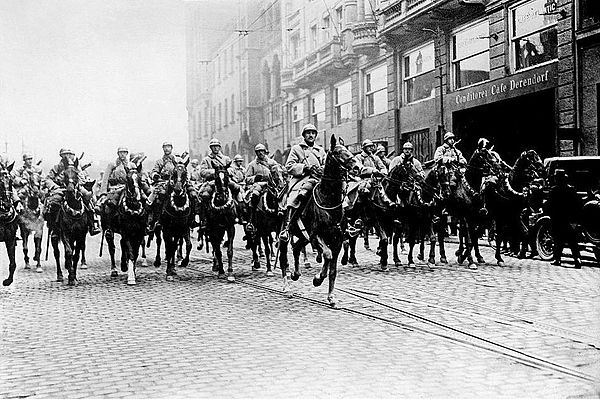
[187,0,599,163]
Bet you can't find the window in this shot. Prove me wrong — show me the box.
[204,107,209,137]
[336,7,343,33]
[224,99,228,126]
[322,16,331,42]
[311,91,325,128]
[292,100,304,137]
[310,24,318,50]
[290,33,301,60]
[334,79,352,125]
[580,0,600,29]
[218,103,222,129]
[403,42,435,104]
[231,94,235,123]
[265,106,273,127]
[452,20,490,89]
[511,0,558,71]
[365,63,387,116]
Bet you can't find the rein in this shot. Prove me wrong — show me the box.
[312,182,344,211]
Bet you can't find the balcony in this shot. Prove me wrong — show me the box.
[380,0,441,35]
[287,37,352,90]
[351,20,379,57]
[281,68,295,91]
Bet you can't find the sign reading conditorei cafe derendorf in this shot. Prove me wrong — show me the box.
[447,63,558,111]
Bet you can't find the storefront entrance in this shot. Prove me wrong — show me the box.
[452,89,556,164]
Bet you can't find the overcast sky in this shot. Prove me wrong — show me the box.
[0,0,188,166]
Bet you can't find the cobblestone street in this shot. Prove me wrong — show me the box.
[1,228,599,398]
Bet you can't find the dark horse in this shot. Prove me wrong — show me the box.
[341,174,395,270]
[100,162,148,284]
[279,134,356,308]
[161,161,194,281]
[206,165,237,281]
[49,159,90,285]
[18,170,45,273]
[0,163,20,286]
[385,161,440,269]
[247,163,284,277]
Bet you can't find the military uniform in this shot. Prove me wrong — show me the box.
[433,143,467,165]
[12,164,43,201]
[228,164,246,186]
[282,141,326,209]
[389,153,425,179]
[189,164,202,184]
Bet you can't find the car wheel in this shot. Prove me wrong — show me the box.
[535,220,554,261]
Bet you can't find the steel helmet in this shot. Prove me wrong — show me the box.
[162,141,173,147]
[443,132,455,142]
[254,144,267,153]
[22,153,33,161]
[234,154,244,161]
[477,138,490,150]
[301,124,318,136]
[375,145,386,154]
[59,148,75,156]
[403,142,414,150]
[191,158,199,165]
[117,146,129,153]
[209,138,221,147]
[361,139,374,149]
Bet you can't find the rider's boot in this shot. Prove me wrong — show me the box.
[89,212,101,236]
[197,199,207,231]
[279,207,294,243]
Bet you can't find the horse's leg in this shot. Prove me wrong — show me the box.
[196,227,203,251]
[464,222,477,269]
[180,232,191,268]
[279,239,291,294]
[427,221,436,267]
[312,236,328,288]
[495,219,505,266]
[211,232,225,276]
[165,235,176,281]
[63,237,75,286]
[375,225,388,270]
[437,218,448,264]
[50,231,63,282]
[123,238,136,285]
[263,234,273,276]
[138,236,148,267]
[226,226,235,282]
[363,226,370,250]
[34,227,43,272]
[176,237,183,260]
[251,234,260,271]
[2,239,17,286]
[327,249,341,309]
[106,230,118,277]
[341,239,349,265]
[258,239,264,257]
[154,227,162,267]
[392,227,401,265]
[347,236,357,266]
[291,239,305,281]
[119,236,128,272]
[20,226,30,269]
[472,220,485,264]
[302,245,311,268]
[80,239,87,269]
[406,225,416,268]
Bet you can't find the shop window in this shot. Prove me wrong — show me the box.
[511,0,558,71]
[403,42,435,104]
[452,20,490,89]
[580,0,600,29]
[365,63,388,116]
[334,79,352,125]
[311,91,326,128]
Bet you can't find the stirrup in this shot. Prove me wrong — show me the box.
[246,223,255,233]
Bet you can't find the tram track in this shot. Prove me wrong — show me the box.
[185,262,598,384]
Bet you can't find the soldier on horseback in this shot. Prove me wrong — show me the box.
[279,123,326,243]
[12,153,43,201]
[245,144,279,232]
[189,158,202,184]
[389,142,425,180]
[146,141,198,233]
[228,154,246,187]
[197,138,244,229]
[44,148,100,235]
[97,147,151,231]
[433,132,467,168]
[375,144,391,170]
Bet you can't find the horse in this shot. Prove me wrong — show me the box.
[161,161,194,281]
[279,134,357,308]
[100,162,148,284]
[0,163,20,286]
[341,173,395,270]
[17,170,45,273]
[49,159,91,285]
[247,162,285,276]
[384,160,439,269]
[206,164,237,281]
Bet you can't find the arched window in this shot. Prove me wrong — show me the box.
[272,54,281,96]
[231,141,237,156]
[225,144,230,156]
[262,62,271,101]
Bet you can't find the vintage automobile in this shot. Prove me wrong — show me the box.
[532,156,600,263]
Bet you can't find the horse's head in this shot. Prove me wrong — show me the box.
[268,162,285,189]
[170,162,188,196]
[325,135,357,178]
[62,158,81,199]
[125,161,144,202]
[0,163,14,211]
[25,172,43,211]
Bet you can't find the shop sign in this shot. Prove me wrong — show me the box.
[449,63,557,110]
[514,0,558,37]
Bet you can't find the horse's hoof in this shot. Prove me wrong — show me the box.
[2,278,12,286]
[180,259,189,268]
[166,275,174,282]
[349,257,358,266]
[455,249,461,257]
[139,258,149,267]
[266,270,274,277]
[417,254,424,262]
[36,266,43,273]
[497,261,505,267]
[469,263,478,270]
[24,263,30,270]
[110,270,118,278]
[252,261,261,270]
[400,249,407,255]
[120,263,127,272]
[381,264,388,271]
[80,263,88,270]
[127,278,136,286]
[457,255,465,265]
[56,276,63,282]
[476,257,485,264]
[227,275,235,283]
[291,271,301,281]
[440,256,448,264]
[67,280,75,286]
[428,258,436,266]
[341,256,348,266]
[328,296,339,309]
[313,275,323,287]
[304,261,311,269]
[154,259,161,267]
[218,273,226,279]
[282,284,293,297]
